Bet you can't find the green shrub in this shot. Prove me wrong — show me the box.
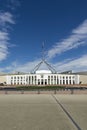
[16,85,65,90]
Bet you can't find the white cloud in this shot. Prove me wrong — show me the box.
[14,60,40,73]
[72,20,87,34]
[0,11,15,61]
[0,1,20,62]
[55,54,87,72]
[1,54,87,73]
[0,12,15,25]
[47,20,87,59]
[0,31,9,61]
[1,60,41,73]
[0,31,9,40]
[0,1,21,65]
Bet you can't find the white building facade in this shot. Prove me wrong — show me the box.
[6,70,79,85]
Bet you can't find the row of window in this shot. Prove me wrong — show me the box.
[11,75,75,80]
[11,79,75,85]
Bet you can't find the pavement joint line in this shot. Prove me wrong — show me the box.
[52,94,82,130]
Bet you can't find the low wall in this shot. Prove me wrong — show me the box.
[0,89,87,94]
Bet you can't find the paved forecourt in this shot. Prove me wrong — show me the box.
[55,95,87,130]
[0,95,86,130]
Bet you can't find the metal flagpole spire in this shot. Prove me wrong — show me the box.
[42,42,45,61]
[31,42,57,74]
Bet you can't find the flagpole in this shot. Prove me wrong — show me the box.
[42,42,45,61]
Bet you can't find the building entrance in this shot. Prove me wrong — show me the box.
[45,79,47,85]
[39,79,47,85]
[41,79,44,85]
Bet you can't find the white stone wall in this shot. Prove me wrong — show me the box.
[79,75,87,84]
[6,74,79,85]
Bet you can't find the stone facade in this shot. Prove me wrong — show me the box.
[6,73,79,85]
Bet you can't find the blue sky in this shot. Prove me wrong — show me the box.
[0,0,87,73]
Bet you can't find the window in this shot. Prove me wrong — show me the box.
[66,76,68,79]
[17,82,19,85]
[73,80,75,84]
[63,80,65,84]
[41,75,43,78]
[48,76,50,79]
[69,76,71,79]
[54,76,56,78]
[70,80,71,84]
[51,76,53,79]
[66,80,68,84]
